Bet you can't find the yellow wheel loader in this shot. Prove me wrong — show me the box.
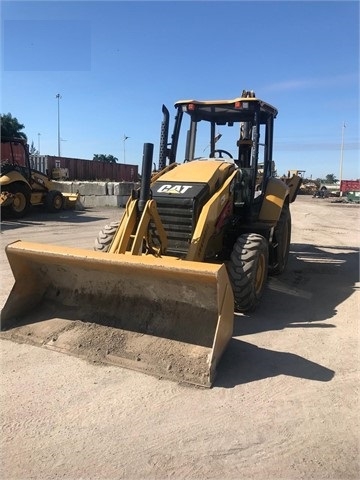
[1,91,301,387]
[0,138,78,218]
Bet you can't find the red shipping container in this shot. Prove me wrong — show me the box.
[340,180,360,193]
[1,142,27,167]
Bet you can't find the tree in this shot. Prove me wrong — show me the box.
[105,154,118,164]
[93,154,118,163]
[1,113,27,140]
[29,141,39,155]
[325,173,338,184]
[315,174,338,184]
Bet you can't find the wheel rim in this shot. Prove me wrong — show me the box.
[13,193,27,213]
[255,253,266,295]
[53,195,62,209]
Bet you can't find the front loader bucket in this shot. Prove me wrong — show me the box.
[62,192,80,209]
[1,241,234,387]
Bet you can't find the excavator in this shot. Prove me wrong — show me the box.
[0,91,301,387]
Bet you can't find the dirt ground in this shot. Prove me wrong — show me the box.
[0,196,359,480]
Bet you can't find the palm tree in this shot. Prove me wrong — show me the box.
[106,155,118,164]
[93,154,118,163]
[1,113,27,140]
[325,173,338,184]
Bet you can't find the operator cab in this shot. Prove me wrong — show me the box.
[159,91,278,202]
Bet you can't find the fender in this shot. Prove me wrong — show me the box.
[0,171,31,188]
[259,177,289,223]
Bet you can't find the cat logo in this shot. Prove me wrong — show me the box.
[157,184,193,194]
[34,175,45,186]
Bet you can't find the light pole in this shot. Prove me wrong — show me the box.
[56,94,62,157]
[123,134,130,164]
[37,133,41,154]
[339,121,346,186]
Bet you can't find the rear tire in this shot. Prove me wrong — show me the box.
[5,182,31,218]
[45,190,64,213]
[227,233,269,313]
[94,221,120,252]
[269,203,291,275]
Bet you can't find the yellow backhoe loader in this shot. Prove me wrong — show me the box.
[1,138,78,218]
[1,91,301,387]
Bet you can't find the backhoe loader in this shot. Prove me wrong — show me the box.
[1,91,301,387]
[1,138,78,218]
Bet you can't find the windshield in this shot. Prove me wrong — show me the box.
[174,108,267,170]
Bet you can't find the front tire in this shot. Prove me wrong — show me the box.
[6,182,31,218]
[227,233,269,312]
[45,190,64,212]
[94,221,120,252]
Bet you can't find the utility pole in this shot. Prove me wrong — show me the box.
[123,134,130,164]
[339,121,346,185]
[56,94,62,156]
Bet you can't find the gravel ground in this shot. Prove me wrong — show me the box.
[0,196,359,480]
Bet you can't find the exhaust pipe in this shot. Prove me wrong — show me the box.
[158,105,169,170]
[138,143,154,213]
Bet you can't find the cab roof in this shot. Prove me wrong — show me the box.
[174,94,278,123]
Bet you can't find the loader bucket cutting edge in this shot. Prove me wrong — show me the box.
[62,193,79,209]
[0,241,234,387]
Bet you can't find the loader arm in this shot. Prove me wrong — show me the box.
[130,199,168,256]
[285,174,302,203]
[109,197,168,256]
[109,197,139,254]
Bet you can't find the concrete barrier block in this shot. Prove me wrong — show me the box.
[75,182,108,196]
[113,182,134,196]
[50,181,135,207]
[51,181,74,193]
[80,195,125,208]
[118,196,129,207]
[107,182,115,195]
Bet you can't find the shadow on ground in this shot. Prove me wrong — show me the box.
[215,242,358,388]
[0,206,116,231]
[215,339,335,388]
[234,243,359,336]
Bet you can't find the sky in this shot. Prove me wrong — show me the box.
[1,0,359,180]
